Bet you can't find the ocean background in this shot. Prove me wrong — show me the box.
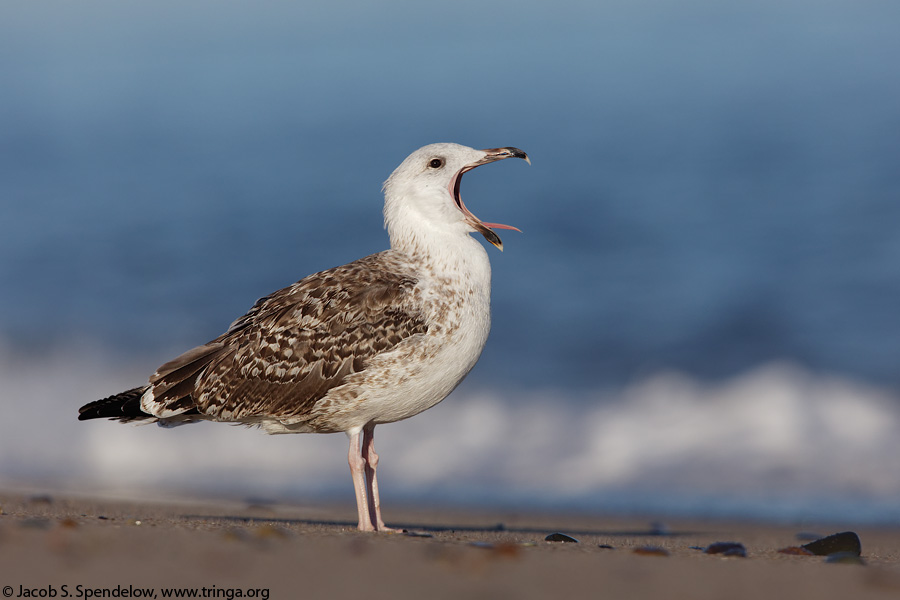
[2,0,899,523]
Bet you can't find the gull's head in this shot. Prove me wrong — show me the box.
[383,142,529,251]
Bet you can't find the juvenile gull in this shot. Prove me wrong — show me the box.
[78,142,530,531]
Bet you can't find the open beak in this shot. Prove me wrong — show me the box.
[449,147,530,251]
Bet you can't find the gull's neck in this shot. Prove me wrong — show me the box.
[391,220,490,276]
[385,203,492,288]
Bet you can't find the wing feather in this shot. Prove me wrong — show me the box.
[141,251,427,423]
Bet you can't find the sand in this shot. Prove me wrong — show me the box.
[1,492,899,600]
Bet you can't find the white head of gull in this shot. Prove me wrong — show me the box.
[78,142,530,532]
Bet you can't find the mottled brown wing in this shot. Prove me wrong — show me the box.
[145,251,427,421]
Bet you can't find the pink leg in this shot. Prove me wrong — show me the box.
[347,429,375,531]
[362,424,396,532]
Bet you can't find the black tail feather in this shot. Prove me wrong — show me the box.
[78,386,152,422]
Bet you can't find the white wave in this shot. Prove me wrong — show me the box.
[3,342,899,522]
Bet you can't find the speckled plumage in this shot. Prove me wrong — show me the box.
[79,142,529,531]
[142,251,429,432]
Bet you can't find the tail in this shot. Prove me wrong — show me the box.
[78,385,203,426]
[78,386,154,422]
[78,342,222,424]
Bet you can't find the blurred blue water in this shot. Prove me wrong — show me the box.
[2,0,900,393]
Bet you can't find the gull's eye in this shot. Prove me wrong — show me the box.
[428,158,444,169]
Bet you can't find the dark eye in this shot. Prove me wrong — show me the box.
[428,158,444,169]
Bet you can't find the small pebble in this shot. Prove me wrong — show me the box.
[545,533,579,543]
[704,542,747,557]
[598,544,615,550]
[403,531,433,538]
[802,531,861,557]
[649,521,670,535]
[633,546,670,557]
[59,518,79,529]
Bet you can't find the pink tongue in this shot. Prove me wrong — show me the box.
[482,222,522,232]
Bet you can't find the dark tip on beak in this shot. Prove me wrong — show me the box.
[475,224,504,251]
[504,147,531,164]
[482,147,531,165]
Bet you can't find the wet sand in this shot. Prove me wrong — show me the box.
[1,492,899,599]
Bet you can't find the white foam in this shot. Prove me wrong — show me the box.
[3,342,899,521]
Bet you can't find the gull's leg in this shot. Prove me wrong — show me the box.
[362,424,396,532]
[347,429,374,532]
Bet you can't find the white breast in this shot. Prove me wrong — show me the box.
[304,234,493,432]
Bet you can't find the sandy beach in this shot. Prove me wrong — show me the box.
[1,492,898,600]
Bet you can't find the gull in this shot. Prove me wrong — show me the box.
[78,142,529,531]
